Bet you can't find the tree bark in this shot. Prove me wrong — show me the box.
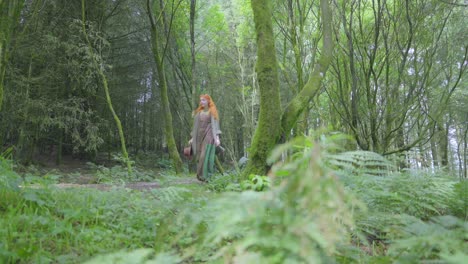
[438,122,449,169]
[463,126,467,179]
[242,0,333,178]
[241,0,282,178]
[146,0,183,174]
[190,0,198,109]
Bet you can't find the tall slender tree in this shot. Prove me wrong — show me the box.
[190,0,197,109]
[146,0,183,174]
[81,0,132,174]
[327,0,466,164]
[0,0,23,111]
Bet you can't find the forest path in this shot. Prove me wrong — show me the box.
[50,178,202,191]
[22,156,203,191]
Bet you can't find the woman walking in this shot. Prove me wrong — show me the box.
[188,94,221,181]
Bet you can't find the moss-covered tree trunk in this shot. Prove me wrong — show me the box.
[286,0,308,137]
[281,0,333,134]
[243,0,333,178]
[146,0,183,174]
[241,0,282,178]
[0,0,23,111]
[81,0,132,175]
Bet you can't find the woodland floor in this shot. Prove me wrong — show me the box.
[25,179,202,191]
[21,154,203,191]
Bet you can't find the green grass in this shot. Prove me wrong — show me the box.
[0,163,211,263]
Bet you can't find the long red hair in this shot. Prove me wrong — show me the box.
[194,94,219,120]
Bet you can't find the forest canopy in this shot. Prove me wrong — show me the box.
[0,0,466,178]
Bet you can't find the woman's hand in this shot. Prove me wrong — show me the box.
[215,137,220,146]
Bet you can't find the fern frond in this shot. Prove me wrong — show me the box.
[150,186,192,203]
[328,151,395,177]
[167,139,364,263]
[387,215,468,261]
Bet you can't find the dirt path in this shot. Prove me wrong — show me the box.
[23,178,202,191]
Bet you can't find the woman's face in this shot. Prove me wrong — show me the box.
[200,97,208,108]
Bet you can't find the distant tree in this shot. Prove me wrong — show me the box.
[0,0,23,111]
[327,0,466,170]
[146,0,184,174]
[81,0,132,174]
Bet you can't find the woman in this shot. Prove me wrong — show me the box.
[188,94,221,181]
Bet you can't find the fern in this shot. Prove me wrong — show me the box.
[349,173,454,219]
[0,156,23,211]
[328,151,395,177]
[387,215,468,262]
[150,186,192,203]
[206,172,240,192]
[164,136,364,263]
[449,180,468,219]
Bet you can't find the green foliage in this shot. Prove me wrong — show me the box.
[0,176,203,263]
[0,156,22,211]
[448,180,468,219]
[134,152,165,169]
[89,164,154,184]
[201,4,229,45]
[2,6,109,161]
[240,174,270,191]
[83,249,180,264]
[1,132,466,263]
[164,136,362,263]
[150,186,192,203]
[206,172,241,192]
[334,152,466,262]
[328,150,396,177]
[230,0,255,47]
[155,158,173,169]
[386,215,467,262]
[346,173,455,220]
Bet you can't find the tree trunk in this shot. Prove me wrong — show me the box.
[438,123,449,169]
[0,0,23,111]
[431,136,439,168]
[81,0,132,174]
[463,127,467,179]
[56,129,63,165]
[286,0,308,136]
[146,0,183,174]
[241,0,282,178]
[281,0,333,136]
[190,0,198,109]
[242,0,333,178]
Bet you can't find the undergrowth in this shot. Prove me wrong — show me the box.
[0,157,208,263]
[1,133,466,263]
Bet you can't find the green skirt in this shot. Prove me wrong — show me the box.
[197,143,216,181]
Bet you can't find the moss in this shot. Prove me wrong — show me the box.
[243,0,334,178]
[148,3,183,174]
[241,0,282,179]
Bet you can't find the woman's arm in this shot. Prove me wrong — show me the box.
[212,117,221,146]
